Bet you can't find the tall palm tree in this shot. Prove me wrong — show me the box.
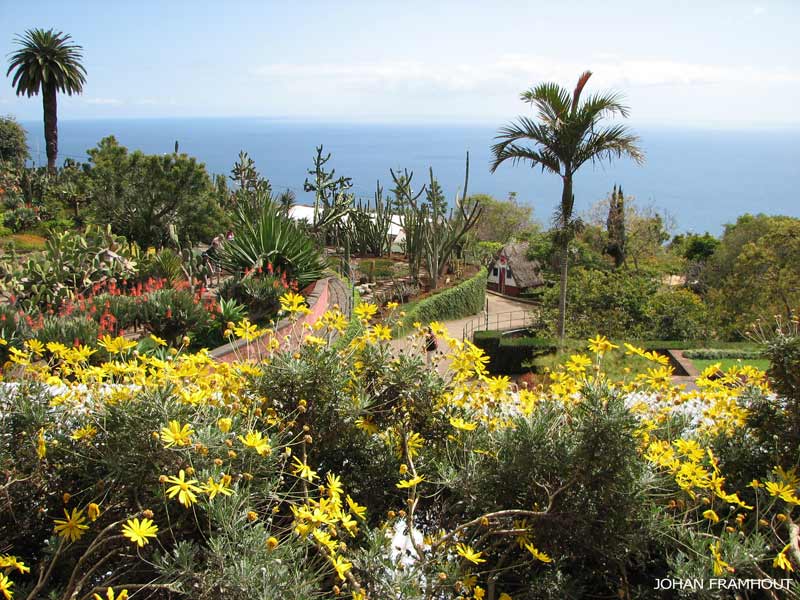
[490,71,643,343]
[7,29,87,170]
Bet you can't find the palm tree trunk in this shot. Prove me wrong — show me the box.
[43,84,58,171]
[556,175,573,345]
[557,242,569,343]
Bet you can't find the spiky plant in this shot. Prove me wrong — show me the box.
[219,202,327,288]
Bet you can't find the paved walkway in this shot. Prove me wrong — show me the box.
[389,291,537,372]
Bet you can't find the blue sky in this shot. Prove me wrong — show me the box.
[1,0,798,127]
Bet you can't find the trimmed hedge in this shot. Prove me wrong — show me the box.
[683,348,764,360]
[630,340,761,352]
[473,329,557,374]
[399,267,487,331]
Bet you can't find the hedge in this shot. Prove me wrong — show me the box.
[473,329,557,374]
[682,348,765,360]
[631,340,761,352]
[399,267,487,332]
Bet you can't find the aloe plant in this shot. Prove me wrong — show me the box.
[218,201,327,288]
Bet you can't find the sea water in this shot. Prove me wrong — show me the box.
[21,118,800,234]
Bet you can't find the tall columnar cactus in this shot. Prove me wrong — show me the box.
[422,153,483,289]
[390,169,426,282]
[348,181,394,256]
[303,145,352,243]
[391,154,482,289]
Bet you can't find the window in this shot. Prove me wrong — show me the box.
[492,268,499,276]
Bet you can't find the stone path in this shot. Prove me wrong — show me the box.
[328,276,353,316]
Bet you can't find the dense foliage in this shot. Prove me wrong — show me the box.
[84,136,228,247]
[536,267,709,340]
[219,201,327,289]
[0,116,28,166]
[1,301,798,599]
[399,267,487,332]
[472,330,557,373]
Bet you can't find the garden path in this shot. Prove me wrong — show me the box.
[389,292,535,374]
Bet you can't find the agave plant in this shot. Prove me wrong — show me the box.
[219,202,327,288]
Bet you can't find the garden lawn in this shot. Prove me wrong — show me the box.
[689,357,771,372]
[528,340,655,381]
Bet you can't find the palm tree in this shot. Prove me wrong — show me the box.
[7,29,87,170]
[490,71,643,343]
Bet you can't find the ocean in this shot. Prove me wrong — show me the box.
[20,118,800,235]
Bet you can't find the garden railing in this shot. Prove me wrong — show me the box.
[462,309,537,340]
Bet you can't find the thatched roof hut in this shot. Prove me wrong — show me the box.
[487,241,543,296]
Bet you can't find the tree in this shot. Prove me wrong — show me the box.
[470,192,534,243]
[391,154,482,289]
[671,232,719,263]
[303,145,352,241]
[7,29,86,170]
[605,185,626,267]
[491,71,643,343]
[86,136,226,247]
[706,216,800,338]
[0,116,29,165]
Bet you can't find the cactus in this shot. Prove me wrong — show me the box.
[391,153,482,289]
[347,181,394,257]
[303,145,352,243]
[390,169,426,283]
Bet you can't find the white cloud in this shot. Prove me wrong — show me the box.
[250,55,800,95]
[752,5,767,16]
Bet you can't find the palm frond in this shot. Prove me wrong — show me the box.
[573,124,644,169]
[522,82,571,126]
[576,92,631,121]
[6,28,86,96]
[490,116,565,173]
[571,70,593,112]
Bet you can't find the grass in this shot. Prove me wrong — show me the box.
[357,257,399,280]
[524,339,771,381]
[527,340,656,382]
[690,358,771,372]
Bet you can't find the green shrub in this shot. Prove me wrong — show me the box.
[683,348,764,360]
[89,293,139,332]
[473,329,557,374]
[36,315,99,350]
[217,297,248,326]
[539,268,711,341]
[218,273,290,322]
[400,267,487,331]
[3,206,38,232]
[645,288,709,340]
[138,288,210,345]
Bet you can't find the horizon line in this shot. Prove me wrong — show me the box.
[11,114,800,132]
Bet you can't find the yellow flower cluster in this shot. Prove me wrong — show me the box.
[290,469,367,582]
